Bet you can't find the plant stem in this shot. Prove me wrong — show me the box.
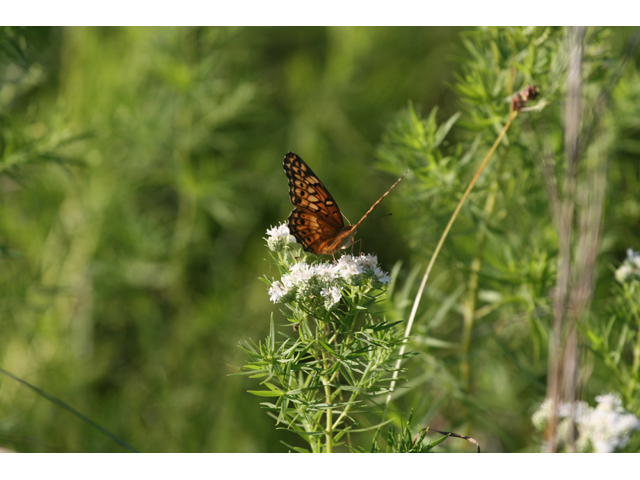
[331,360,374,431]
[460,161,501,392]
[383,109,519,418]
[321,349,333,453]
[628,288,640,399]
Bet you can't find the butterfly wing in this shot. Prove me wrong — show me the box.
[283,152,346,253]
[288,209,351,254]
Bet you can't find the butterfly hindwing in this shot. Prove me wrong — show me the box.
[288,209,341,253]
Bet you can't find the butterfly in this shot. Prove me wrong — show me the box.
[283,152,408,256]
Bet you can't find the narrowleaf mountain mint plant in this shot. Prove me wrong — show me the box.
[265,223,297,252]
[268,252,391,310]
[532,394,640,453]
[239,223,412,453]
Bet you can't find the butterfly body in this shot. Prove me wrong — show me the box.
[283,152,407,256]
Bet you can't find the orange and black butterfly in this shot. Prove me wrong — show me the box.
[283,152,408,256]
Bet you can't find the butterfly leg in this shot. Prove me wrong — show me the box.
[350,238,363,257]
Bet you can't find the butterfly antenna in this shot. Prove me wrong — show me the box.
[372,212,393,221]
[353,169,409,229]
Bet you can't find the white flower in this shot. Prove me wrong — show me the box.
[266,222,292,239]
[373,266,391,284]
[532,394,640,453]
[336,255,360,278]
[289,262,313,281]
[314,263,339,281]
[267,254,392,308]
[615,249,640,284]
[615,264,633,283]
[268,280,288,303]
[594,393,621,411]
[333,254,391,286]
[532,398,552,431]
[266,223,297,252]
[355,253,378,270]
[321,286,343,309]
[557,400,589,419]
[578,394,640,453]
[329,285,342,303]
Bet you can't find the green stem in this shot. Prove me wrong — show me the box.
[627,288,640,399]
[383,109,519,418]
[460,154,502,392]
[321,349,333,453]
[331,359,374,430]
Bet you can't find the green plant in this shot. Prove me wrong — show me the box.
[4,25,640,454]
[375,26,640,452]
[587,250,640,413]
[239,225,411,452]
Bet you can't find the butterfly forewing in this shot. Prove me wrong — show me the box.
[283,153,344,230]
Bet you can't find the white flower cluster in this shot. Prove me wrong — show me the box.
[532,394,640,453]
[266,223,297,252]
[615,249,640,284]
[268,254,391,310]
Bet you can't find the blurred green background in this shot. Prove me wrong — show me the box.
[2,26,640,453]
[0,26,461,452]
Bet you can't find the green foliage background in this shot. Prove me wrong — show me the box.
[1,26,639,452]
